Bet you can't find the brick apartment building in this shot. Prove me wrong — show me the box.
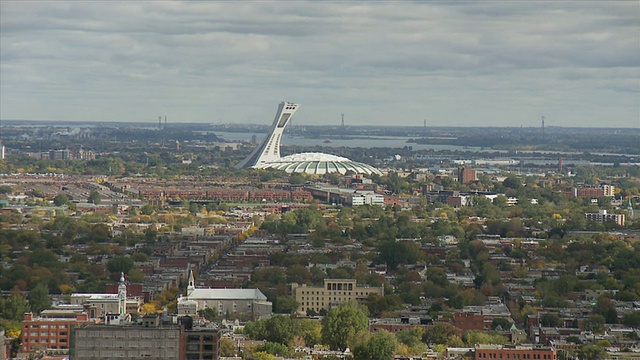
[21,310,90,354]
[458,167,477,184]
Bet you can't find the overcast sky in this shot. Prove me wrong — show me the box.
[1,1,638,127]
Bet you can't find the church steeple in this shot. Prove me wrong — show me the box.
[118,272,127,316]
[187,269,195,296]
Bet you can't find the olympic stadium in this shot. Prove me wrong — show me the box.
[235,102,382,176]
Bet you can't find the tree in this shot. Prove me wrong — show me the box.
[422,322,458,345]
[622,311,640,327]
[540,313,561,327]
[503,176,522,189]
[463,330,508,346]
[273,296,298,314]
[583,314,605,334]
[395,328,424,347]
[491,318,512,330]
[220,338,236,357]
[353,330,397,360]
[106,256,134,274]
[29,283,51,315]
[53,194,71,206]
[88,190,102,205]
[245,315,298,345]
[577,344,606,360]
[198,308,218,321]
[321,301,369,351]
[1,292,31,321]
[257,341,292,357]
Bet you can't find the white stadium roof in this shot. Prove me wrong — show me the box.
[254,152,382,176]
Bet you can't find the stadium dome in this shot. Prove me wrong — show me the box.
[255,152,382,175]
[235,102,382,176]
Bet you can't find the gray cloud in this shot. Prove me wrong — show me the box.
[1,1,638,127]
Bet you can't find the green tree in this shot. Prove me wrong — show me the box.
[53,193,71,206]
[491,318,512,330]
[463,330,508,346]
[577,344,606,360]
[395,328,424,347]
[503,176,522,189]
[106,256,134,274]
[255,342,290,357]
[422,322,458,345]
[1,293,31,321]
[622,311,640,327]
[28,283,51,315]
[88,190,102,205]
[321,301,369,351]
[540,313,561,327]
[245,315,298,345]
[583,314,605,334]
[220,337,236,357]
[198,308,219,321]
[273,296,298,314]
[353,330,397,360]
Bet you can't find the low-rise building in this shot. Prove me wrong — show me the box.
[291,278,384,315]
[585,209,625,226]
[73,316,220,360]
[474,344,557,360]
[21,310,90,354]
[177,271,272,320]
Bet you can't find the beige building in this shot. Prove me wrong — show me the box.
[291,279,383,315]
[603,184,615,197]
[70,273,142,320]
[585,209,625,226]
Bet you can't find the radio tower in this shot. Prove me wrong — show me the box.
[541,116,545,139]
[158,116,162,130]
[341,114,345,129]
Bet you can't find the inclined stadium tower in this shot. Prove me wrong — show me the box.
[235,102,381,176]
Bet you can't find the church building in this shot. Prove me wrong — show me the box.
[177,270,272,321]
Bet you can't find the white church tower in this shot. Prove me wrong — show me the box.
[187,269,195,297]
[235,101,300,169]
[118,272,127,317]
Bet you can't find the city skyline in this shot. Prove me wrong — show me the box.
[1,1,638,128]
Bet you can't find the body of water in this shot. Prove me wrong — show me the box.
[214,131,492,152]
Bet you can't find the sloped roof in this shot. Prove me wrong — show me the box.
[188,288,268,301]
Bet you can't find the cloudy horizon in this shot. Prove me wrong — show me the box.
[1,1,638,128]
